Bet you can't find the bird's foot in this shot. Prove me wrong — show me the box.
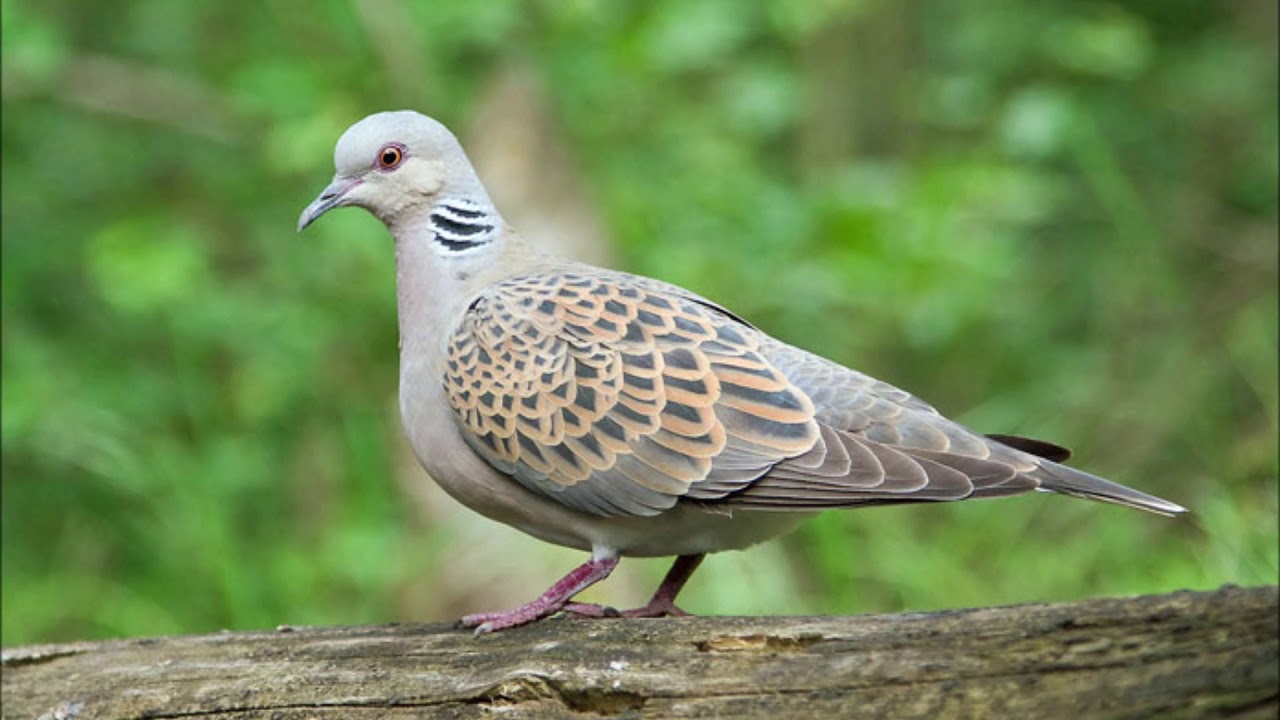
[560,554,703,620]
[561,598,691,619]
[457,555,620,635]
[558,602,619,618]
[459,599,564,635]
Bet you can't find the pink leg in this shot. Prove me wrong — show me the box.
[459,554,619,635]
[563,554,704,619]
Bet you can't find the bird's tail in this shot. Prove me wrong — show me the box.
[1034,462,1187,517]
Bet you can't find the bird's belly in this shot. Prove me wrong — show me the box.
[589,506,816,557]
[400,364,814,557]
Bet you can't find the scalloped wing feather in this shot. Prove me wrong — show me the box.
[445,268,1177,519]
[445,269,821,517]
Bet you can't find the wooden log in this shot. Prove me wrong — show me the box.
[3,585,1275,719]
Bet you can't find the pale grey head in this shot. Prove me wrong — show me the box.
[297,111,496,238]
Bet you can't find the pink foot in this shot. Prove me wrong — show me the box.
[561,554,703,620]
[457,553,705,634]
[458,555,619,635]
[562,599,691,618]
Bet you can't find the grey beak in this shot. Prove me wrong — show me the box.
[297,176,363,232]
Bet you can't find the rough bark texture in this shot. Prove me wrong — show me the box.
[3,585,1275,720]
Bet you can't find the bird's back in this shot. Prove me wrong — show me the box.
[443,263,1186,519]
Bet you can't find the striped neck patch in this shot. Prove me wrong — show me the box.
[429,198,496,252]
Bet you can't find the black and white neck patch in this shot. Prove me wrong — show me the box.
[429,198,497,252]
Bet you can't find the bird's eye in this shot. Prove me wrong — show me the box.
[377,144,404,170]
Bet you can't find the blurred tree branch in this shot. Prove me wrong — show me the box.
[3,54,237,143]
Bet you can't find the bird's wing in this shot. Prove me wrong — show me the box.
[444,268,825,516]
[724,341,1184,515]
[445,267,1184,518]
[702,342,1034,508]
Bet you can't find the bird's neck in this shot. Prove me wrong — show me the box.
[423,196,500,252]
[391,204,540,375]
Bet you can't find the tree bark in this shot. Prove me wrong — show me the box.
[3,585,1275,720]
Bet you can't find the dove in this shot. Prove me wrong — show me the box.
[299,110,1187,634]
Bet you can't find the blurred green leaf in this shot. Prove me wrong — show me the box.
[1,0,1274,647]
[86,218,210,313]
[1045,7,1153,79]
[1000,86,1079,159]
[0,2,70,89]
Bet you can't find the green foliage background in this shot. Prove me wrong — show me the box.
[2,0,1275,645]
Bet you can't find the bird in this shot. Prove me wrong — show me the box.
[298,110,1187,634]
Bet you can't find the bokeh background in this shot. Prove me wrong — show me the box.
[3,0,1276,646]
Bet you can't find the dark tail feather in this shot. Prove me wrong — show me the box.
[1035,463,1187,517]
[987,433,1072,463]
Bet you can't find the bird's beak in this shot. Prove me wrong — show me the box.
[297,176,363,232]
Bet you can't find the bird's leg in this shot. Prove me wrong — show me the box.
[563,553,705,619]
[627,553,703,617]
[459,553,619,635]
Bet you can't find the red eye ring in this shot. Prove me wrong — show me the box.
[377,144,405,170]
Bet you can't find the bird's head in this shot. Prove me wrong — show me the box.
[298,111,492,234]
